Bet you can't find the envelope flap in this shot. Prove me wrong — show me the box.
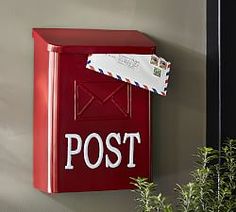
[80,81,123,103]
[74,80,131,120]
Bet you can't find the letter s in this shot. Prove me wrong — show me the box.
[105,133,122,168]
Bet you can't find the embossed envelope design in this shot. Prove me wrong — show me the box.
[74,80,131,120]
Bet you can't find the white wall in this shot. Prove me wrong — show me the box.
[0,0,206,211]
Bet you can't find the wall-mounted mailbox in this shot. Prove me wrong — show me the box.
[33,28,156,193]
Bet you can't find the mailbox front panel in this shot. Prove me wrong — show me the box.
[54,54,151,192]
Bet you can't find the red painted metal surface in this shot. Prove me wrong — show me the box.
[33,28,156,193]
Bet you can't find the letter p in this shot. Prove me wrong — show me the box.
[65,134,82,170]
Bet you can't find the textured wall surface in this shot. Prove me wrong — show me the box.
[0,0,206,211]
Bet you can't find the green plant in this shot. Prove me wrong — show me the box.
[176,147,217,212]
[217,139,236,211]
[131,177,173,212]
[131,139,236,212]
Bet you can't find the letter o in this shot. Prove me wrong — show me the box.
[83,133,104,169]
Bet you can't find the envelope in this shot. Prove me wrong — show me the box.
[74,80,131,120]
[86,54,171,96]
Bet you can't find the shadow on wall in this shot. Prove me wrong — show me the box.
[48,190,135,212]
[0,142,31,185]
[151,37,206,198]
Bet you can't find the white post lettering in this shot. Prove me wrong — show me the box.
[65,134,82,170]
[84,133,104,169]
[123,132,141,168]
[105,133,122,168]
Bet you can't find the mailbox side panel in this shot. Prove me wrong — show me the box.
[33,37,50,192]
[55,53,151,192]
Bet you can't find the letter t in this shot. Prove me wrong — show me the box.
[123,132,141,168]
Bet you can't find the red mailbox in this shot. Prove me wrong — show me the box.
[33,28,156,193]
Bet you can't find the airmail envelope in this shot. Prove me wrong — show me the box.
[86,54,171,96]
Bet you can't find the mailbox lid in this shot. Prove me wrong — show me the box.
[32,28,156,54]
